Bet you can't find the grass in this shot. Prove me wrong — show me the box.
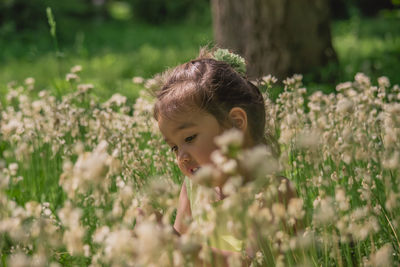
[1,12,399,103]
[333,15,400,83]
[0,17,212,102]
[1,70,399,265]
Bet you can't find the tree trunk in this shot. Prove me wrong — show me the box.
[211,0,337,79]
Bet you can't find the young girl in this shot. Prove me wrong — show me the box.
[153,50,293,262]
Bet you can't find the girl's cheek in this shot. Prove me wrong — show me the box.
[177,162,188,175]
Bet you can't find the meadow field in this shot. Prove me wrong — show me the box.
[1,9,400,267]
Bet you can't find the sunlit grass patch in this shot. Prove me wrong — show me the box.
[0,67,399,265]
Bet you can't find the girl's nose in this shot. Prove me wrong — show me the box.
[178,150,190,163]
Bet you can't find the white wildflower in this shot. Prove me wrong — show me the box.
[8,163,18,176]
[24,77,35,90]
[378,76,390,88]
[354,72,371,86]
[104,93,127,107]
[369,244,393,267]
[25,201,42,217]
[288,198,305,220]
[70,65,82,73]
[221,159,237,174]
[63,228,85,255]
[136,222,161,256]
[272,203,286,219]
[66,73,80,82]
[144,78,157,89]
[313,197,335,225]
[214,128,243,152]
[8,253,30,267]
[336,98,354,114]
[77,83,93,93]
[192,164,218,187]
[132,76,145,84]
[382,151,399,170]
[240,145,280,177]
[103,229,135,263]
[93,226,110,243]
[262,74,278,85]
[336,81,352,92]
[295,129,322,149]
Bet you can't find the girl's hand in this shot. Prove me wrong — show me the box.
[174,181,192,235]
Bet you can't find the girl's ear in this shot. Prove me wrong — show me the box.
[228,107,248,131]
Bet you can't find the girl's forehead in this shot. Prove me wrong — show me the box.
[158,110,202,126]
[158,105,204,122]
[158,110,217,132]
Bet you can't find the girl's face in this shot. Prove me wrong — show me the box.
[157,109,225,177]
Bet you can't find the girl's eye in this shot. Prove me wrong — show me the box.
[171,145,178,153]
[185,134,197,143]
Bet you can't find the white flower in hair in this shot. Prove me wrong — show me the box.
[213,48,246,75]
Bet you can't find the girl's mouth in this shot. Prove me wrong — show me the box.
[190,167,200,174]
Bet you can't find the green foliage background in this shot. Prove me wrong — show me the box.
[0,0,399,101]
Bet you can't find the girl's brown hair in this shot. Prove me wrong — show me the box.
[154,53,279,155]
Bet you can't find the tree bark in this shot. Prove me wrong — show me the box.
[211,0,337,79]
